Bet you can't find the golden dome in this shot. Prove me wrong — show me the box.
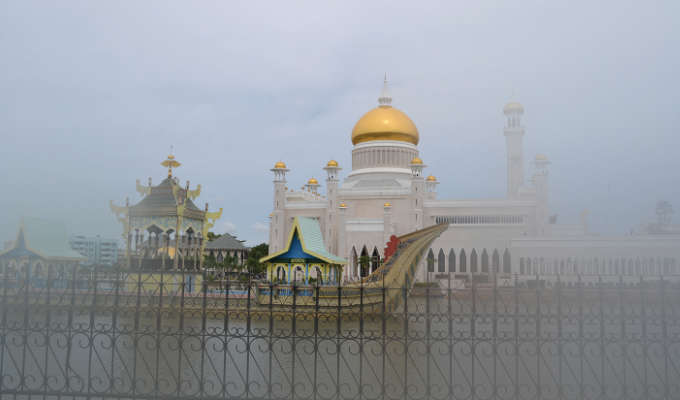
[339,202,347,208]
[535,154,548,161]
[503,102,524,113]
[307,178,319,185]
[384,202,392,207]
[410,157,423,165]
[274,161,287,169]
[351,105,419,145]
[426,175,437,182]
[327,160,339,167]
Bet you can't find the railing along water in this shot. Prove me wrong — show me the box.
[1,261,679,399]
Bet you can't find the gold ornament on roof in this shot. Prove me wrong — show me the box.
[535,154,548,161]
[274,161,287,169]
[426,175,437,181]
[503,101,524,114]
[161,154,181,177]
[410,157,423,165]
[308,178,319,185]
[327,160,339,167]
[384,202,392,207]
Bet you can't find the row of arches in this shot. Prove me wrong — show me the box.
[2,260,72,280]
[427,248,512,274]
[519,256,679,277]
[348,246,381,279]
[274,265,325,284]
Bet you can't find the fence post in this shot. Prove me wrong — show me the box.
[43,263,54,398]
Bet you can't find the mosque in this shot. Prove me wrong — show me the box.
[268,79,680,286]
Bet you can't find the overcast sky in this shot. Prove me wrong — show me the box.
[1,0,679,246]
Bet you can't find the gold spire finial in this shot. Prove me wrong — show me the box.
[161,152,181,177]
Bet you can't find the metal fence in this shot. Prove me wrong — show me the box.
[1,266,680,399]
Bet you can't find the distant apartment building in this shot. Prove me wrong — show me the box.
[69,235,120,266]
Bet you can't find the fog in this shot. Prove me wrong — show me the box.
[1,0,679,245]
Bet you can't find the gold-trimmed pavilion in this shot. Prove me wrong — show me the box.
[110,154,222,270]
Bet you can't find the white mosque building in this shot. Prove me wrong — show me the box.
[268,79,680,286]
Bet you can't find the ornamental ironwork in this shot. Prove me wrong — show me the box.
[1,263,679,399]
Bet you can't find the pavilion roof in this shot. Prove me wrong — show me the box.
[260,217,346,264]
[0,217,87,262]
[205,233,247,250]
[130,177,203,218]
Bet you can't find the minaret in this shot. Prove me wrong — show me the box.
[304,178,321,193]
[409,157,426,230]
[324,160,341,253]
[503,101,525,198]
[532,154,551,235]
[270,161,289,253]
[425,175,439,200]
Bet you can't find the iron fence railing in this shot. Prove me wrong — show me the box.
[1,266,680,399]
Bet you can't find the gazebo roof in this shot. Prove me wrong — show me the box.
[0,218,87,262]
[205,233,247,250]
[260,217,346,264]
[130,177,204,219]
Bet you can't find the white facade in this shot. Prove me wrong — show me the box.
[268,83,680,284]
[69,235,119,266]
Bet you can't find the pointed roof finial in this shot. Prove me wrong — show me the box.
[161,150,181,178]
[378,73,392,106]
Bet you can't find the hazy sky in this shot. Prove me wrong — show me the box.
[1,0,679,246]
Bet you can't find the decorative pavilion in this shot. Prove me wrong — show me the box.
[110,154,222,270]
[0,217,86,283]
[260,217,346,285]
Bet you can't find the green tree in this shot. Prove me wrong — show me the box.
[359,255,371,277]
[245,243,269,277]
[206,232,222,241]
[203,253,218,269]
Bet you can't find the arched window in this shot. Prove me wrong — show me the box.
[293,266,305,282]
[427,249,435,273]
[438,249,446,273]
[350,247,358,278]
[276,266,287,282]
[470,249,478,274]
[449,249,456,273]
[459,249,467,273]
[360,246,370,277]
[502,249,511,274]
[311,266,323,285]
[481,249,489,274]
[371,247,380,274]
[492,249,500,274]
[33,262,43,279]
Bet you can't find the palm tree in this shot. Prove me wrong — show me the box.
[359,255,371,278]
